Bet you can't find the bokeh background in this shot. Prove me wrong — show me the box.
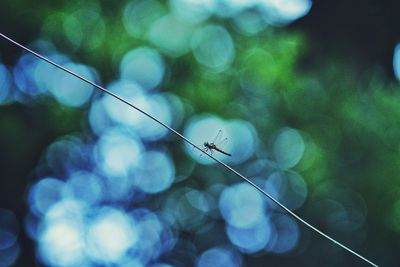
[1,0,400,266]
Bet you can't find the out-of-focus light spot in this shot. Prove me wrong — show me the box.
[123,0,167,38]
[134,151,175,194]
[120,258,145,267]
[0,64,12,104]
[102,80,172,141]
[167,239,197,266]
[63,15,82,47]
[44,199,87,223]
[226,120,258,164]
[393,43,400,80]
[226,219,272,253]
[16,47,88,106]
[164,93,185,128]
[63,9,105,50]
[197,246,242,267]
[138,93,173,140]
[86,208,138,264]
[165,188,213,231]
[131,209,166,263]
[47,62,96,107]
[120,47,165,90]
[273,127,305,169]
[184,115,230,164]
[184,115,257,164]
[94,127,143,178]
[314,194,366,232]
[148,14,193,57]
[28,178,65,216]
[268,214,299,253]
[62,171,103,205]
[30,39,58,54]
[15,52,77,106]
[191,25,235,71]
[13,54,42,96]
[151,263,174,267]
[38,218,85,266]
[265,171,307,210]
[219,183,267,228]
[33,53,70,94]
[0,243,20,267]
[313,184,368,232]
[239,46,279,89]
[24,213,39,240]
[169,0,215,23]
[0,209,18,250]
[326,200,356,230]
[260,0,312,25]
[88,99,114,136]
[232,8,268,35]
[102,80,148,127]
[186,189,212,212]
[213,0,254,17]
[38,200,87,266]
[46,135,92,176]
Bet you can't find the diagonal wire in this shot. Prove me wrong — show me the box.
[0,32,379,267]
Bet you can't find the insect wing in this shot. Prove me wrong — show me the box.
[199,146,209,157]
[217,137,228,150]
[212,130,223,145]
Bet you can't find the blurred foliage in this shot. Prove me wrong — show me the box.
[1,0,400,266]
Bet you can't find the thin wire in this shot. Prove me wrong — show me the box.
[0,32,379,267]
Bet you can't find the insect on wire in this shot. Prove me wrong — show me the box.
[0,32,379,267]
[203,130,232,157]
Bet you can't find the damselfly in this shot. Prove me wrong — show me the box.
[203,130,232,157]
